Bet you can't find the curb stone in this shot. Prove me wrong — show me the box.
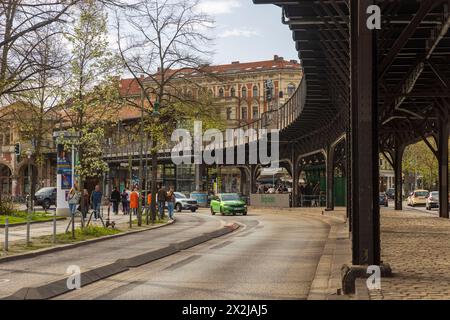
[0,220,175,264]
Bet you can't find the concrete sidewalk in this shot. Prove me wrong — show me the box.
[0,212,226,299]
[0,211,131,243]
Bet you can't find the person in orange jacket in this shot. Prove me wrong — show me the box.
[147,193,152,206]
[130,187,139,216]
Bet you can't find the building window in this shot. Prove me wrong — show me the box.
[287,83,296,96]
[241,107,248,120]
[208,89,214,97]
[252,106,259,119]
[226,107,232,120]
[242,87,247,98]
[219,88,224,97]
[252,86,258,98]
[230,87,236,97]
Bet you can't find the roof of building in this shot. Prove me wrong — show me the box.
[118,56,302,95]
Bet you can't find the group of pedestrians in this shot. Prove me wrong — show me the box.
[108,184,176,221]
[68,183,178,222]
[67,184,103,220]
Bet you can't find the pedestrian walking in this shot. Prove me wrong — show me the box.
[110,187,121,215]
[130,187,139,216]
[67,186,80,217]
[81,189,90,220]
[90,185,103,220]
[166,187,175,221]
[157,185,167,220]
[121,187,130,215]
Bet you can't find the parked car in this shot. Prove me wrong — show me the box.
[379,192,389,207]
[34,187,57,210]
[210,193,247,216]
[174,192,198,212]
[386,188,395,200]
[426,191,439,210]
[407,190,429,207]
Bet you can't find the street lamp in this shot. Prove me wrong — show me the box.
[25,148,32,246]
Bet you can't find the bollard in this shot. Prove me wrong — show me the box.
[4,218,8,252]
[26,210,31,247]
[53,210,57,244]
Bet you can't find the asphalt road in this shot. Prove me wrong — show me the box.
[56,209,330,300]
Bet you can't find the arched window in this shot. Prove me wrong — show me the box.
[241,107,248,120]
[230,87,236,97]
[287,83,296,96]
[226,107,232,120]
[219,88,224,97]
[242,87,247,98]
[252,86,258,98]
[252,106,259,119]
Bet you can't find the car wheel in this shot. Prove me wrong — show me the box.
[176,203,182,212]
[210,207,215,215]
[190,208,197,213]
[243,212,247,216]
[43,199,51,210]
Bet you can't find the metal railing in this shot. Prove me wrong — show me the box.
[103,76,307,157]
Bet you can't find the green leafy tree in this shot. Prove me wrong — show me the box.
[61,0,122,194]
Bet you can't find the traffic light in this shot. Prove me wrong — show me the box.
[14,143,20,156]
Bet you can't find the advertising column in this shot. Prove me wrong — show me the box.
[56,143,72,216]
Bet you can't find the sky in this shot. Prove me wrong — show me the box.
[197,0,299,65]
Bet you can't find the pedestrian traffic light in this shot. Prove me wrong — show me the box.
[14,143,20,156]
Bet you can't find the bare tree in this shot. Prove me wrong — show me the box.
[115,0,218,225]
[7,25,68,204]
[0,0,132,100]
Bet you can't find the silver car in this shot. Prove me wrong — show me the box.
[174,192,199,212]
[426,191,439,210]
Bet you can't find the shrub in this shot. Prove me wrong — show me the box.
[0,198,14,216]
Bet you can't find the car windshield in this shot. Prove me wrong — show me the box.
[221,194,240,201]
[36,187,54,195]
[174,192,186,199]
[415,191,428,197]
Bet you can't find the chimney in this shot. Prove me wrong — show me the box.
[231,61,239,64]
[273,55,278,60]
[290,59,297,64]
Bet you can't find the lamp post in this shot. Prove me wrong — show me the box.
[25,149,32,246]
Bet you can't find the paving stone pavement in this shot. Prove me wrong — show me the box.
[368,208,450,300]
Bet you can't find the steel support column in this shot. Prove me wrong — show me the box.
[326,144,335,211]
[394,144,405,211]
[249,164,257,195]
[438,121,449,218]
[350,0,380,265]
[291,147,299,207]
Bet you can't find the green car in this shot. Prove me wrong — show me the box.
[210,193,247,216]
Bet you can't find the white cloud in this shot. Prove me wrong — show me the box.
[219,28,260,38]
[197,0,242,15]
